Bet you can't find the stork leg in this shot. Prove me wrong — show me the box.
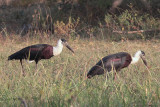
[35,62,38,70]
[114,70,121,80]
[34,60,39,75]
[114,72,117,80]
[20,60,25,76]
[35,60,39,70]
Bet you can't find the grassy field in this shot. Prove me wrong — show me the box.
[0,37,160,106]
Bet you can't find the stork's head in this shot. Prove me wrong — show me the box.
[133,50,147,67]
[59,38,74,53]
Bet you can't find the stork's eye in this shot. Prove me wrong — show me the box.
[141,51,145,56]
[61,38,66,42]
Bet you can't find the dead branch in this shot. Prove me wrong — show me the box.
[113,29,160,34]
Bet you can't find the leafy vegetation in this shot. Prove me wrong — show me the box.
[0,0,160,40]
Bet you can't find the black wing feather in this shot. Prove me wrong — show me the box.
[8,44,49,60]
[87,52,132,78]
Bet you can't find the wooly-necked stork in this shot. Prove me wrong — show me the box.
[87,50,148,79]
[8,39,74,75]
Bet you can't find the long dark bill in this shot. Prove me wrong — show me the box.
[65,44,74,53]
[141,56,148,67]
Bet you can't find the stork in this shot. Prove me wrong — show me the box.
[8,39,74,75]
[87,50,148,79]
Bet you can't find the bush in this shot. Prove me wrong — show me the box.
[104,6,160,40]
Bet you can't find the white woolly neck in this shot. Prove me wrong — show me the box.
[131,50,141,64]
[53,39,63,56]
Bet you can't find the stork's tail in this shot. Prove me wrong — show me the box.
[8,54,16,60]
[8,51,21,60]
[8,56,11,60]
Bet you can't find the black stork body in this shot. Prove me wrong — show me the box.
[87,50,148,79]
[8,39,74,75]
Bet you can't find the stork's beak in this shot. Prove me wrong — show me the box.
[140,55,148,67]
[64,42,74,53]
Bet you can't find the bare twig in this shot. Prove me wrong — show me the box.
[113,29,160,34]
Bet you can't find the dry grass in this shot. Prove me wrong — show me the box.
[0,36,160,106]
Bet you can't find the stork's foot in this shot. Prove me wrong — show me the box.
[21,70,26,77]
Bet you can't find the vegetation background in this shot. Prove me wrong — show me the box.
[0,0,159,40]
[0,0,160,106]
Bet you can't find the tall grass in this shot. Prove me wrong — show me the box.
[0,37,160,106]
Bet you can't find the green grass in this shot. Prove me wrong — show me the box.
[0,37,160,106]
